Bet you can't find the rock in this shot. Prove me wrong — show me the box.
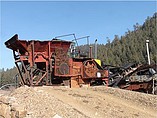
[0,86,156,118]
[53,114,62,118]
[0,102,11,118]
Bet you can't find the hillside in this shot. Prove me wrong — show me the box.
[0,86,157,118]
[0,67,18,87]
[79,13,157,66]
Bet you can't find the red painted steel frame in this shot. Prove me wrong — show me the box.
[5,34,109,87]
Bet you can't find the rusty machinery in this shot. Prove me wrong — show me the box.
[105,63,157,94]
[5,34,109,87]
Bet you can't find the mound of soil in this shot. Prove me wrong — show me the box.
[0,86,157,118]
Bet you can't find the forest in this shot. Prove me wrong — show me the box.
[79,12,156,66]
[0,12,156,86]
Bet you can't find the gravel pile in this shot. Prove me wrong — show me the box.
[89,86,157,111]
[0,86,156,118]
[9,86,88,118]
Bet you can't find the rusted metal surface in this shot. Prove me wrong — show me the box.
[5,34,109,87]
[120,81,153,93]
[106,63,157,94]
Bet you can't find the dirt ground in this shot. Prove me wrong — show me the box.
[0,86,157,118]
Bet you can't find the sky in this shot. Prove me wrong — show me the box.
[0,1,156,69]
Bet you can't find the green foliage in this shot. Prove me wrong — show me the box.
[79,13,157,66]
[0,67,18,87]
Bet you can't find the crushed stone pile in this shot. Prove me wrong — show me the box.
[0,86,157,118]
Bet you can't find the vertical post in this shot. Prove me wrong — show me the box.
[87,36,89,58]
[89,46,92,58]
[73,42,76,58]
[95,39,97,59]
[32,41,35,67]
[46,61,49,85]
[146,40,150,65]
[48,41,51,85]
[30,41,35,85]
[146,40,154,94]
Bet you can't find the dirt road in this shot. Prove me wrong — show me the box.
[0,86,157,118]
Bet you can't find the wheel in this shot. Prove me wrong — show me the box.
[83,60,98,77]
